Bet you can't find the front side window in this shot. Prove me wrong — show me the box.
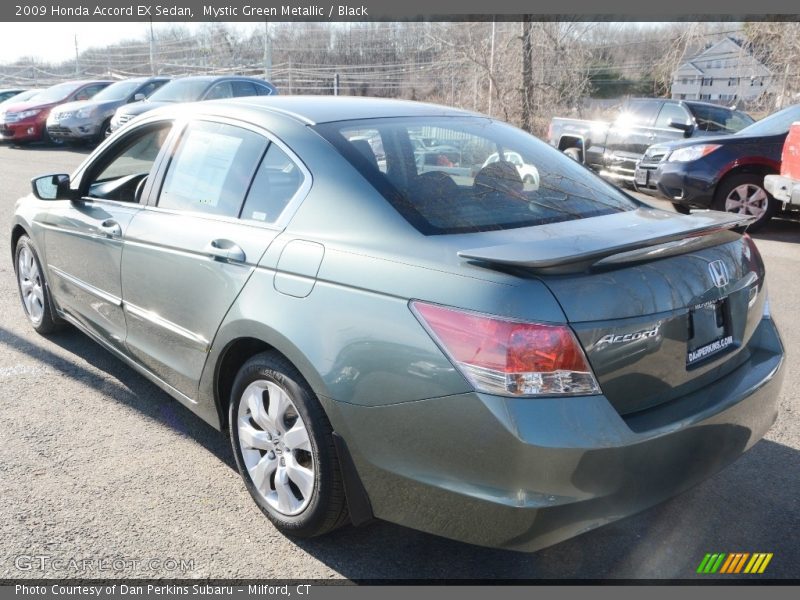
[205,82,233,100]
[315,116,639,235]
[85,123,172,203]
[655,104,691,129]
[158,121,267,218]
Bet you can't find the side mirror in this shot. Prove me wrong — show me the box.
[669,120,695,137]
[31,174,76,200]
[132,93,146,102]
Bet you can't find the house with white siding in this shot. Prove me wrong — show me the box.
[670,37,772,104]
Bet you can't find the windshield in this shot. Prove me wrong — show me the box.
[736,104,800,137]
[89,80,141,102]
[2,89,40,105]
[147,79,210,103]
[686,104,754,134]
[33,82,83,103]
[315,116,639,235]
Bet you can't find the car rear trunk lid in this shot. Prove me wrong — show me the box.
[459,208,765,416]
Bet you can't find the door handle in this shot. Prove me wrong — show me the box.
[100,219,122,237]
[205,239,246,262]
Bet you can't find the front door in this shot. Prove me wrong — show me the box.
[39,122,173,352]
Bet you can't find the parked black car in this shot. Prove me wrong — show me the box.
[635,103,800,230]
[549,99,753,185]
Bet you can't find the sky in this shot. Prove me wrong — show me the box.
[0,23,259,64]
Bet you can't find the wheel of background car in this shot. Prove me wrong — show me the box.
[14,235,63,334]
[563,147,582,162]
[42,127,64,147]
[672,203,691,215]
[97,118,112,143]
[229,352,349,538]
[713,173,777,232]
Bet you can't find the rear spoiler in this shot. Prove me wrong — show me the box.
[458,208,753,275]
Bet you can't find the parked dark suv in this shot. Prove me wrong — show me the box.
[635,103,800,230]
[550,99,753,185]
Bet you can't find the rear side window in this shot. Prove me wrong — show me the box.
[314,117,639,235]
[620,100,661,127]
[240,144,304,223]
[158,121,267,218]
[232,81,258,97]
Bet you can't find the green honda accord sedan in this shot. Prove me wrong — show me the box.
[10,97,784,552]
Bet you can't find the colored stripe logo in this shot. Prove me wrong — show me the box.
[697,553,773,574]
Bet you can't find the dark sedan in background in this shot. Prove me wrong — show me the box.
[635,103,800,230]
[109,75,277,133]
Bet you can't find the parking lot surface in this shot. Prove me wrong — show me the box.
[0,143,797,580]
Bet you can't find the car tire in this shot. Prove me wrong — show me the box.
[14,235,64,334]
[229,351,349,538]
[42,127,64,147]
[97,119,112,144]
[672,203,691,215]
[563,147,582,162]
[713,173,777,232]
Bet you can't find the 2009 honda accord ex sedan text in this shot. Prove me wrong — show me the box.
[11,97,784,552]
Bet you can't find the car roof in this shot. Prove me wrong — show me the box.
[198,96,480,125]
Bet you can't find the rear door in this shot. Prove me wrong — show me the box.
[121,118,308,397]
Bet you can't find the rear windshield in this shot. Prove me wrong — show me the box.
[686,103,754,133]
[314,116,639,235]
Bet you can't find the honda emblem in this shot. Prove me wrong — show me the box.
[708,260,730,288]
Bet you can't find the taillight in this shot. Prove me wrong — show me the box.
[411,301,601,397]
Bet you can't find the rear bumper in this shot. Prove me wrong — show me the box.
[764,174,800,205]
[325,316,783,552]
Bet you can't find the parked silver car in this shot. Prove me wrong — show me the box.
[11,97,784,552]
[46,77,170,143]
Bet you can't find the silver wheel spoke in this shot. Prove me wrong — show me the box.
[245,385,274,431]
[248,453,277,492]
[266,383,290,432]
[285,456,314,500]
[17,246,44,324]
[238,422,272,450]
[284,420,311,452]
[274,466,299,514]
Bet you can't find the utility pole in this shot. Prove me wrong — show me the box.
[263,21,272,81]
[334,73,340,96]
[521,17,532,132]
[149,20,156,75]
[488,20,496,116]
[74,35,80,77]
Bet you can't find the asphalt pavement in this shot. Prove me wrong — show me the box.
[0,142,797,580]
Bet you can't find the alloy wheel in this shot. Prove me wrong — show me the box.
[17,245,44,325]
[236,380,315,516]
[724,183,769,219]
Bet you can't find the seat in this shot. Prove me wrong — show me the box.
[350,139,379,170]
[473,161,524,199]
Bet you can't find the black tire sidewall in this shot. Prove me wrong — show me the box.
[228,354,339,537]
